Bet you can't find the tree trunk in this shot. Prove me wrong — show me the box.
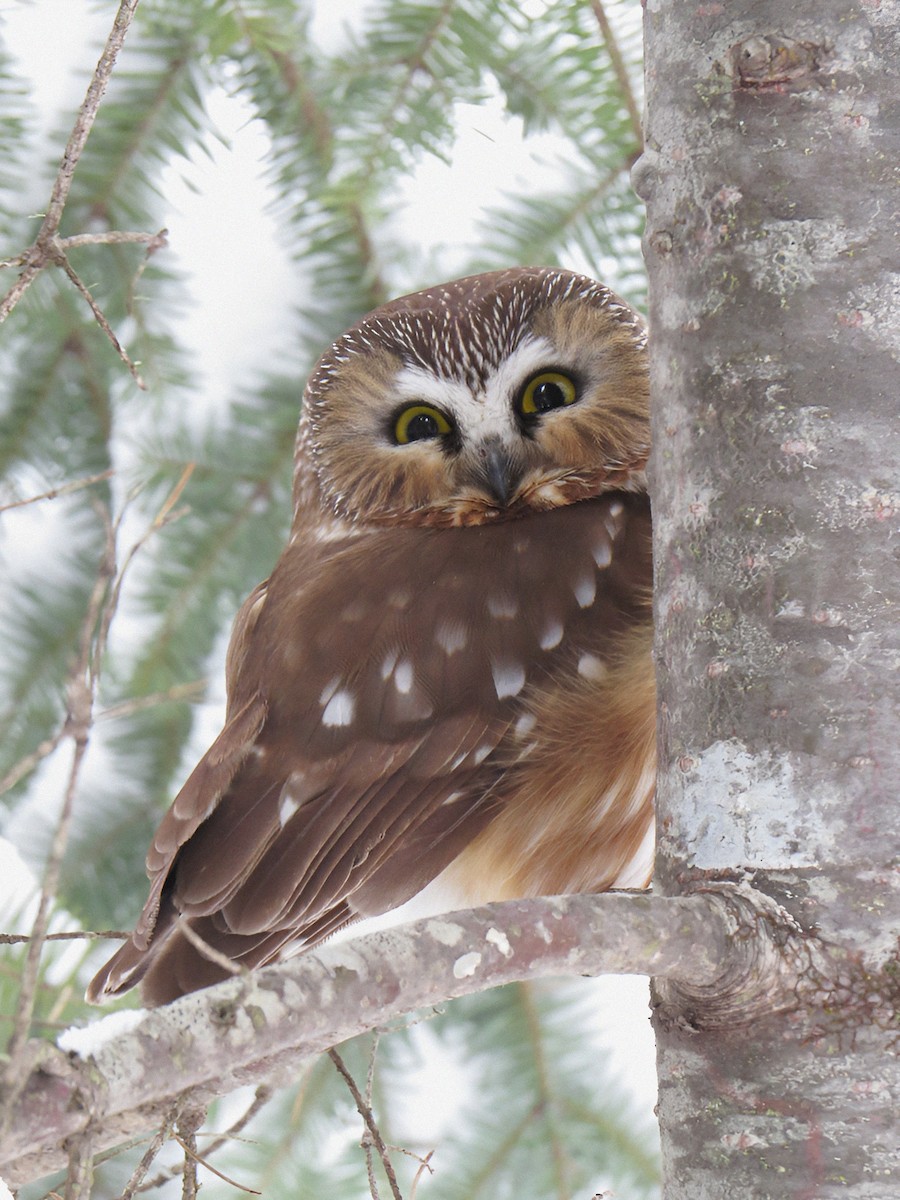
[638,0,900,1194]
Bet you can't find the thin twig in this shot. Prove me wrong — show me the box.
[63,1130,94,1200]
[53,247,147,389]
[176,919,243,980]
[0,469,114,514]
[407,1149,435,1199]
[0,470,195,1133]
[135,1086,272,1195]
[328,1047,403,1200]
[177,1111,202,1200]
[58,229,167,252]
[97,679,207,723]
[173,1133,261,1196]
[0,929,130,946]
[0,513,117,1133]
[0,0,142,323]
[117,1101,183,1200]
[589,0,644,146]
[0,729,67,799]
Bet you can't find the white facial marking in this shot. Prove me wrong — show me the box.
[394,659,414,695]
[435,620,468,654]
[491,660,526,699]
[322,689,355,727]
[578,653,609,682]
[279,794,300,827]
[539,619,564,650]
[574,574,597,608]
[391,334,557,450]
[487,592,519,619]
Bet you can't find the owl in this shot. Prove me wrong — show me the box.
[88,267,656,1006]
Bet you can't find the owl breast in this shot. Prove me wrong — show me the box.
[253,492,650,753]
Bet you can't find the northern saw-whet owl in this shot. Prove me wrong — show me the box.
[88,267,655,1006]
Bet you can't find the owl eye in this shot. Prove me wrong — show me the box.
[517,371,578,418]
[392,404,453,445]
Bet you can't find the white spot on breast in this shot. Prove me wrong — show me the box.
[279,794,300,826]
[394,659,414,694]
[605,501,625,537]
[593,540,612,568]
[514,711,537,739]
[380,648,400,680]
[578,653,609,682]
[472,742,494,765]
[322,689,356,727]
[441,791,464,807]
[453,951,482,979]
[487,593,518,619]
[491,661,526,699]
[435,620,468,654]
[340,599,368,621]
[574,575,597,608]
[389,589,411,609]
[250,745,267,759]
[539,619,564,650]
[319,675,342,704]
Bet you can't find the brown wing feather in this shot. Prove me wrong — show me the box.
[87,493,651,1005]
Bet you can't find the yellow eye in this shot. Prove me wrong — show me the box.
[393,404,453,445]
[517,371,578,417]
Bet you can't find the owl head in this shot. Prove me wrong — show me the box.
[293,268,648,529]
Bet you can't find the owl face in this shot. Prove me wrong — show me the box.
[297,268,649,528]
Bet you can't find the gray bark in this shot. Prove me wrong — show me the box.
[1,892,733,1186]
[637,0,900,1195]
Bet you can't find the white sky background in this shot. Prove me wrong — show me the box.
[0,0,658,1186]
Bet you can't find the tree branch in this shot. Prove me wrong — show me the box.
[0,0,141,323]
[0,887,815,1186]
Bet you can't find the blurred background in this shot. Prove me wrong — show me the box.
[0,2,657,1196]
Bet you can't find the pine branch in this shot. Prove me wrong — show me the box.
[0,887,814,1186]
[0,0,142,322]
[589,0,643,146]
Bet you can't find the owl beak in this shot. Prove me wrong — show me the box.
[472,439,523,508]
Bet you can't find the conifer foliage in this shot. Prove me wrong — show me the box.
[0,2,655,1195]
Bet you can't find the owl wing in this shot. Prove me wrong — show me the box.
[87,494,651,1004]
